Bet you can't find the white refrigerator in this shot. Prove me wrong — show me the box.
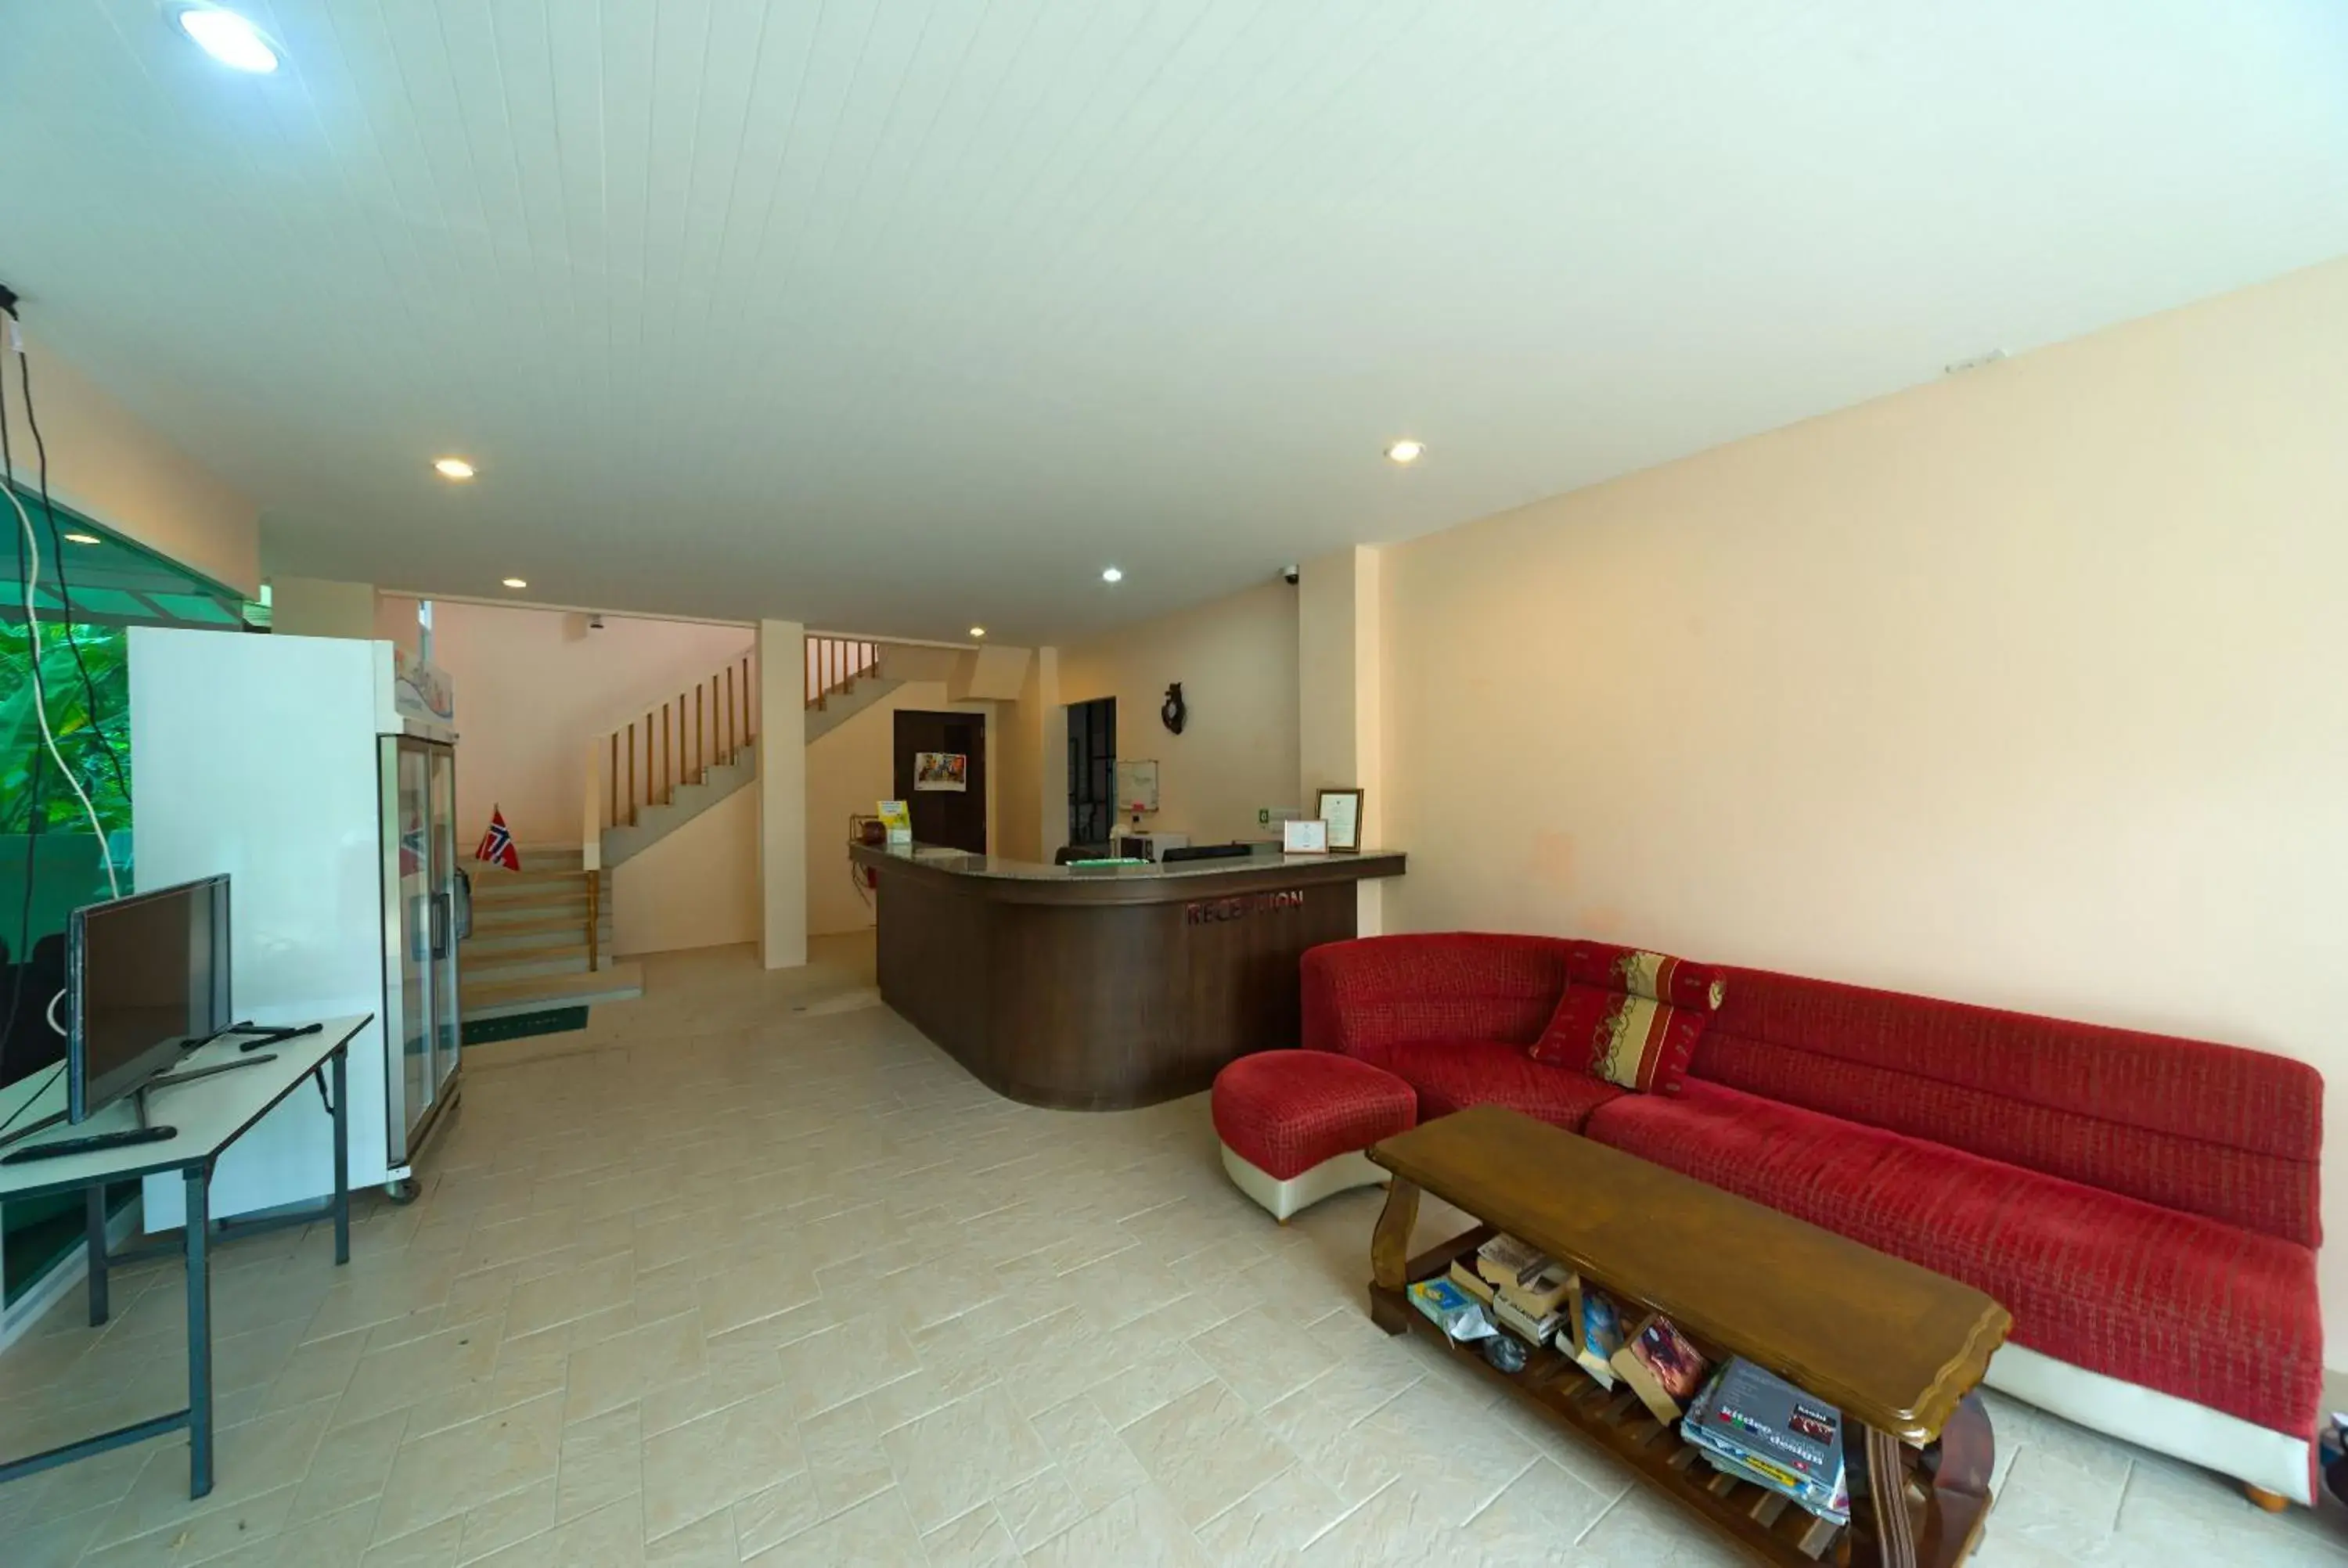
[129,630,466,1225]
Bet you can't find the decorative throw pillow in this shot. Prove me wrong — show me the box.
[1528,947,1727,1095]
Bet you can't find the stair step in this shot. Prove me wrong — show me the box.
[464,912,608,946]
[462,962,644,1021]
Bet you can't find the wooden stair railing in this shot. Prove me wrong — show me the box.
[805,637,880,710]
[600,653,759,835]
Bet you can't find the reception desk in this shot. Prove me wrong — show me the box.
[850,842,1406,1109]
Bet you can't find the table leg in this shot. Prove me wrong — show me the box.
[184,1163,214,1501]
[85,1185,110,1326]
[332,1047,351,1267]
[1368,1176,1420,1334]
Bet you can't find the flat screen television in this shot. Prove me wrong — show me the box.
[67,876,232,1123]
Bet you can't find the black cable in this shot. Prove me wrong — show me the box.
[0,1061,65,1142]
[10,318,128,801]
[0,339,43,1071]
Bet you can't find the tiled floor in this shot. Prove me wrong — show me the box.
[4,936,2345,1566]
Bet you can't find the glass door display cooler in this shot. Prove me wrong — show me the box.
[380,735,466,1187]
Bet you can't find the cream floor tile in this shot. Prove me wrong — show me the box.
[556,1403,644,1524]
[639,1383,806,1541]
[335,1320,502,1428]
[643,1507,736,1566]
[1119,1379,1305,1530]
[471,1492,646,1568]
[1028,1393,1154,1511]
[1460,1455,1613,1564]
[203,1500,380,1568]
[1573,1487,1747,1567]
[93,1397,337,1548]
[800,1397,896,1517]
[1186,1306,1341,1414]
[1192,1463,1352,1565]
[878,1383,1054,1533]
[1024,1484,1215,1568]
[561,1308,705,1423]
[728,1471,826,1559]
[289,1405,409,1524]
[502,1252,636,1343]
[1086,1340,1221,1431]
[358,1513,464,1568]
[691,1251,820,1339]
[921,1503,1021,1568]
[371,1390,565,1541]
[772,1311,921,1421]
[741,1487,926,1566]
[80,1482,300,1568]
[456,1476,556,1563]
[994,1464,1090,1552]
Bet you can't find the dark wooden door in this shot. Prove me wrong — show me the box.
[894,710,988,852]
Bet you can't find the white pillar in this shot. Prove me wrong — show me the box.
[756,619,808,969]
[1298,545,1385,935]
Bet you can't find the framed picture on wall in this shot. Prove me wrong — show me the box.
[1314,788,1364,852]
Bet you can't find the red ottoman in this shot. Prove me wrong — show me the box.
[1212,1051,1417,1221]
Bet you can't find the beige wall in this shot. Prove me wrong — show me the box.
[1059,581,1302,845]
[0,330,259,594]
[1298,544,1386,931]
[1380,256,2348,1359]
[756,618,809,969]
[807,682,998,935]
[376,596,751,847]
[613,786,758,955]
[997,648,1064,862]
[270,577,376,639]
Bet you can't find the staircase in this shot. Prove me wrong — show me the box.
[461,846,643,1020]
[458,637,912,1026]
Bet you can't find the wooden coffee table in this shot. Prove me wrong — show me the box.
[1366,1106,2012,1566]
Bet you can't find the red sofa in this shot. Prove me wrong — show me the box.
[1301,933,2325,1507]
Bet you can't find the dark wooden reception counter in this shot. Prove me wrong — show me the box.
[849,841,1406,1109]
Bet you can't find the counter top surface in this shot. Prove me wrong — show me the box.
[852,840,1403,883]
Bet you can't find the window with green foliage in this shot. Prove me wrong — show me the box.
[0,618,131,836]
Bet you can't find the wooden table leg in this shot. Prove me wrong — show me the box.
[1368,1175,1420,1334]
[1846,1392,1993,1568]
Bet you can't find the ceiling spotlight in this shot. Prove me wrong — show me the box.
[175,6,281,73]
[1101,566,1123,584]
[434,457,477,480]
[969,626,987,638]
[63,531,103,545]
[1384,438,1426,465]
[501,577,528,589]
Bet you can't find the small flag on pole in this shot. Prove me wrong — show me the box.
[475,807,520,871]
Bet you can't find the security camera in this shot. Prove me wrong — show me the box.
[1280,564,1300,585]
[587,614,606,631]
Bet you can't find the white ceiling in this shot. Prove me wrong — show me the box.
[3,2,2344,643]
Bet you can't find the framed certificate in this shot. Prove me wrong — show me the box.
[1314,788,1364,852]
[1283,818,1330,854]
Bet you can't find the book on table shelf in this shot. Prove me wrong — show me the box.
[1447,1261,1496,1304]
[1679,1358,1850,1525]
[1571,1285,1623,1390]
[1610,1312,1712,1425]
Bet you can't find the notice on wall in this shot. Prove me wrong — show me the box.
[913,752,968,792]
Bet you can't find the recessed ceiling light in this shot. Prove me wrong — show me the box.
[433,457,477,480]
[63,531,103,545]
[1100,566,1123,584]
[175,6,280,73]
[501,577,528,589]
[969,626,987,638]
[1384,438,1426,465]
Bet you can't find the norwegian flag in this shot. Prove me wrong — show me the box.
[474,807,520,871]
